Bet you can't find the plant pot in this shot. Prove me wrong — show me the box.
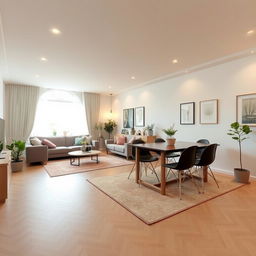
[234,168,250,183]
[82,145,92,152]
[166,138,176,146]
[11,161,23,172]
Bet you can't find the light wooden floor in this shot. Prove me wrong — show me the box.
[1,161,256,256]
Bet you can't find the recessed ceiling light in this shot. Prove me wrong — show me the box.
[131,76,135,80]
[50,28,61,35]
[40,57,48,62]
[172,59,178,64]
[247,30,255,35]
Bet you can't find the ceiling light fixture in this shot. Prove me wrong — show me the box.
[172,59,178,64]
[131,76,135,80]
[40,57,48,62]
[247,30,255,36]
[50,28,61,35]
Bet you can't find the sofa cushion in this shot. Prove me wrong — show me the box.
[30,137,42,146]
[67,146,82,151]
[38,136,66,147]
[74,137,84,145]
[114,145,125,153]
[42,139,56,149]
[48,146,69,155]
[106,144,115,150]
[116,136,126,145]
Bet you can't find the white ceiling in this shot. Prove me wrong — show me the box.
[0,0,256,94]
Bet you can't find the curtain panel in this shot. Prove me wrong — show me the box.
[83,92,100,139]
[5,83,40,143]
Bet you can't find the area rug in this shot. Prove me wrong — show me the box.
[44,154,134,177]
[87,170,246,225]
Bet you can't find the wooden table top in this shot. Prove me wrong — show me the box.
[131,141,208,152]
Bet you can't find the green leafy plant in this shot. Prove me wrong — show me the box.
[104,119,117,139]
[227,122,252,170]
[163,125,178,138]
[6,140,26,162]
[0,141,3,153]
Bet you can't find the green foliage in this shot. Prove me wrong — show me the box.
[6,140,26,162]
[104,120,117,138]
[0,141,3,153]
[95,122,103,131]
[163,125,177,137]
[227,122,252,170]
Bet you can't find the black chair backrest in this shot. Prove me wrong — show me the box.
[155,138,165,143]
[131,139,151,159]
[175,146,197,170]
[197,144,218,166]
[197,139,210,144]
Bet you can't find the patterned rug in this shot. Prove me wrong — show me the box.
[87,169,246,225]
[44,154,134,177]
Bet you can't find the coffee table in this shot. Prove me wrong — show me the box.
[68,150,101,166]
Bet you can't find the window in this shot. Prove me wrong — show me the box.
[32,90,88,136]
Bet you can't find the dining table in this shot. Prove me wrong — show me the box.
[132,141,209,196]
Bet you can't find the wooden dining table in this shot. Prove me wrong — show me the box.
[132,141,209,195]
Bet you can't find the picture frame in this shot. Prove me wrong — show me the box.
[123,108,134,128]
[180,102,195,125]
[236,93,256,126]
[135,106,145,127]
[200,99,218,124]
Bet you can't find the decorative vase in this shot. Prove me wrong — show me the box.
[82,145,92,152]
[234,168,250,183]
[148,130,153,136]
[166,138,176,146]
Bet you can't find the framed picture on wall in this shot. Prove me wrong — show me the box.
[135,106,145,127]
[200,99,218,124]
[123,108,134,128]
[237,93,256,126]
[180,102,195,125]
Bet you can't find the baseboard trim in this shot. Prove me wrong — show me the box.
[213,167,256,179]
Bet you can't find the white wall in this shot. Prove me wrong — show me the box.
[113,55,256,175]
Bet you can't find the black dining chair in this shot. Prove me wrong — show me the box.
[128,139,160,182]
[195,144,219,192]
[163,146,198,200]
[196,139,210,159]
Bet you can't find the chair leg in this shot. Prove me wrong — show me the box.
[187,169,200,194]
[208,166,219,188]
[128,163,136,179]
[200,167,205,193]
[178,171,182,200]
[149,162,160,183]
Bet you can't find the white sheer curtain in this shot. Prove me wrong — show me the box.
[83,92,100,139]
[5,83,40,143]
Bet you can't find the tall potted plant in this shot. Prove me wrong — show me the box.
[6,140,26,172]
[0,141,3,154]
[163,125,177,145]
[227,122,252,183]
[104,119,117,139]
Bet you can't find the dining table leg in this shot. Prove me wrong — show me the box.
[135,147,141,184]
[160,151,166,195]
[203,165,208,182]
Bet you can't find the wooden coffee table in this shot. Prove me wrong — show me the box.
[68,150,101,166]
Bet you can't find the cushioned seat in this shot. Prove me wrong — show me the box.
[48,146,70,155]
[114,145,125,153]
[67,146,82,151]
[107,144,115,150]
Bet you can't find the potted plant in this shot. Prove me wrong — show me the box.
[0,141,3,154]
[227,122,252,183]
[163,125,178,145]
[104,119,117,139]
[145,124,154,136]
[95,122,104,138]
[6,140,26,172]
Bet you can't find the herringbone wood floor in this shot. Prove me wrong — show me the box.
[0,162,256,256]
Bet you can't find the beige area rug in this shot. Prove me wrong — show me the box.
[44,154,134,177]
[87,169,246,225]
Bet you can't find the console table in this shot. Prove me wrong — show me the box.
[0,151,11,203]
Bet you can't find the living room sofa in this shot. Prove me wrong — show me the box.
[26,135,99,164]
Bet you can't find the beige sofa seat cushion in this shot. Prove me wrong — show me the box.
[114,145,125,153]
[67,146,82,151]
[48,146,70,155]
[106,144,115,150]
[38,136,66,147]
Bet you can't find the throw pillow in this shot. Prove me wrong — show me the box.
[42,139,56,149]
[116,136,126,145]
[30,137,42,146]
[75,137,84,145]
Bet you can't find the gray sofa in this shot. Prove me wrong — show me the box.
[105,138,133,159]
[26,135,99,164]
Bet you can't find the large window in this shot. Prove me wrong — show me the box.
[32,90,88,136]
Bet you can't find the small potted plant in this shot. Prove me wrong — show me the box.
[104,119,117,139]
[0,141,3,154]
[6,140,26,172]
[227,122,252,183]
[145,124,154,136]
[163,125,178,145]
[81,137,92,152]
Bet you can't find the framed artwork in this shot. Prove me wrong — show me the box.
[123,108,134,128]
[200,99,218,124]
[135,106,145,127]
[237,93,256,126]
[180,102,195,125]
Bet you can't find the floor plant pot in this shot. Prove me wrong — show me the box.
[166,138,176,146]
[234,168,250,183]
[11,161,23,172]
